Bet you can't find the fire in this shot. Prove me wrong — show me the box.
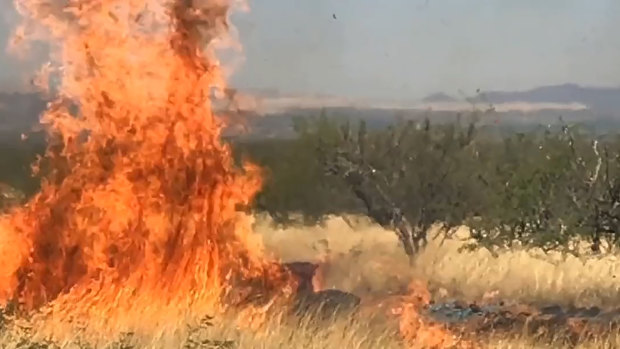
[0,0,467,347]
[311,256,328,292]
[0,0,294,341]
[393,281,474,349]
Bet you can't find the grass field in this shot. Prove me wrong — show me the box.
[4,214,620,348]
[256,214,620,308]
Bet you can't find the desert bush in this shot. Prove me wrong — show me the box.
[239,112,620,257]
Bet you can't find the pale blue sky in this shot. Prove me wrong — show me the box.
[1,1,620,101]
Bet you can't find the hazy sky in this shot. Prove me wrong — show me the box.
[1,1,620,101]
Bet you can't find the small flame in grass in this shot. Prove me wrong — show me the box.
[392,281,475,349]
[0,0,295,342]
[311,257,329,292]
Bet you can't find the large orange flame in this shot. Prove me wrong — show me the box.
[0,0,294,341]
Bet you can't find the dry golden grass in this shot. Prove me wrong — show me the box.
[0,310,402,349]
[255,214,620,307]
[5,214,620,348]
[3,310,620,349]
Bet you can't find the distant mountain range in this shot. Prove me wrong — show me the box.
[2,83,620,141]
[243,84,620,115]
[425,83,620,116]
[421,92,458,103]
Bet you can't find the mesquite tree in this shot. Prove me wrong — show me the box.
[309,115,478,263]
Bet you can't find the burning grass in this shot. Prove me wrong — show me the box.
[1,0,298,343]
[0,0,464,347]
[3,308,620,349]
[4,206,620,347]
[2,0,620,347]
